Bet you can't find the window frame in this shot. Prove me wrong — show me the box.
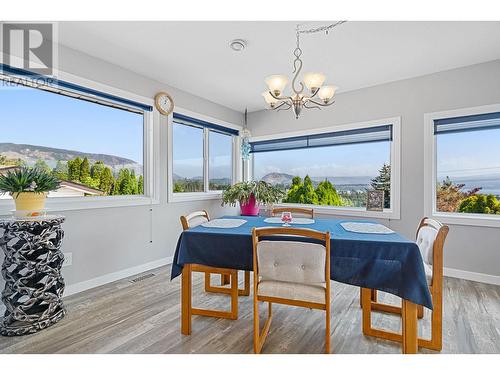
[250,116,401,220]
[0,68,159,215]
[167,107,242,203]
[424,103,500,228]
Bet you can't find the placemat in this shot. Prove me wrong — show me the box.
[201,218,247,228]
[340,222,394,234]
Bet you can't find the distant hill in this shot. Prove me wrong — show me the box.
[173,174,203,181]
[0,143,142,175]
[261,172,295,186]
[261,172,373,187]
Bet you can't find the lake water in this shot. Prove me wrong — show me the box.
[450,177,500,196]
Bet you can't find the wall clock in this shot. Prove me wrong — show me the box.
[154,91,174,115]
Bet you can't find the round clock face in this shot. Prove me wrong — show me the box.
[155,92,174,115]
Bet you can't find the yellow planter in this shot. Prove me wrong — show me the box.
[12,192,48,212]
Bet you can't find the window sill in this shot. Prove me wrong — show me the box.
[169,191,222,203]
[431,212,500,228]
[269,203,399,220]
[0,195,159,216]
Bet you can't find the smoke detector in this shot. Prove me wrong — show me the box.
[229,39,247,52]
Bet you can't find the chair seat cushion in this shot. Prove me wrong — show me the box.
[424,263,433,285]
[258,280,326,304]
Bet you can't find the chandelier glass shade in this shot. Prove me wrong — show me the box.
[262,22,345,119]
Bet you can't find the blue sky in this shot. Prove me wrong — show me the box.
[436,128,500,194]
[0,83,144,163]
[254,141,391,180]
[172,123,232,179]
[436,128,500,180]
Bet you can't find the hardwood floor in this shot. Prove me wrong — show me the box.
[1,265,499,354]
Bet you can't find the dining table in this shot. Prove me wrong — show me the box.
[171,215,432,354]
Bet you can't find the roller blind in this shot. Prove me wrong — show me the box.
[173,113,239,136]
[250,125,392,153]
[434,111,500,135]
[0,64,152,113]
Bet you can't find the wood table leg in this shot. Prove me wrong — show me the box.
[230,270,238,320]
[402,299,418,354]
[361,288,372,335]
[242,270,251,296]
[181,264,192,335]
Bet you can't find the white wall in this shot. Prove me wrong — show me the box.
[0,45,242,303]
[248,60,500,280]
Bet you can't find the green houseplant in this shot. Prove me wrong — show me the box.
[0,167,60,213]
[222,180,285,216]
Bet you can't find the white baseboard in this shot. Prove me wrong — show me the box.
[444,267,500,286]
[63,256,173,297]
[0,256,173,316]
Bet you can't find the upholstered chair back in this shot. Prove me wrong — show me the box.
[415,218,448,267]
[180,210,210,230]
[271,207,314,219]
[414,217,449,287]
[188,215,208,228]
[416,226,438,265]
[257,240,326,284]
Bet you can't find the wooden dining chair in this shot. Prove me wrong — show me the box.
[360,217,449,351]
[252,227,331,354]
[180,211,250,297]
[271,207,314,218]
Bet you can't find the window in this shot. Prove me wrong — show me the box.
[0,72,149,202]
[432,111,500,217]
[172,123,204,192]
[208,130,233,191]
[251,121,398,216]
[170,113,237,198]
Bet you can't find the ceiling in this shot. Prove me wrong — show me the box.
[58,21,500,113]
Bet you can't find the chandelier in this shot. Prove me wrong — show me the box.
[262,22,346,119]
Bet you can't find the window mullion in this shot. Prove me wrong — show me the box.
[143,113,149,197]
[204,128,209,193]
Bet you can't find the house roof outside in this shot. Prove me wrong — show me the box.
[0,165,20,175]
[59,180,104,195]
[0,165,104,195]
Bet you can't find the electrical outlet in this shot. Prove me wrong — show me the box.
[63,252,72,267]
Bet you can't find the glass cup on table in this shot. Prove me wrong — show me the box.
[281,211,293,226]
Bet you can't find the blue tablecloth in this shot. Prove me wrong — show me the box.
[171,216,433,309]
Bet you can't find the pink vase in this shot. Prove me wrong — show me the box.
[240,194,260,216]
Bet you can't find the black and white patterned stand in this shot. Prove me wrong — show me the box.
[0,215,66,336]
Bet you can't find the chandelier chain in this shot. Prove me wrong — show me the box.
[297,21,347,35]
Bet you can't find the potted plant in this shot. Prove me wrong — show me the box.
[222,180,285,216]
[0,167,60,215]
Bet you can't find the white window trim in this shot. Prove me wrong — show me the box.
[167,106,242,203]
[424,103,500,228]
[0,68,160,215]
[251,116,401,220]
